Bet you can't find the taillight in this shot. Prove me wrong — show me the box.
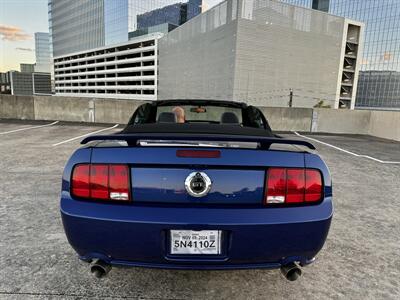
[71,164,130,202]
[176,150,221,158]
[265,168,322,205]
[71,165,90,198]
[305,170,323,202]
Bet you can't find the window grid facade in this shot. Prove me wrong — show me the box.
[281,0,400,109]
[49,0,203,57]
[35,32,51,73]
[49,0,105,57]
[32,73,52,95]
[329,0,400,109]
[53,35,161,100]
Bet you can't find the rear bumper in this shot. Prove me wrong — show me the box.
[61,194,333,270]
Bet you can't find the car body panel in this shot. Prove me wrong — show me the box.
[61,145,332,269]
[61,194,332,268]
[132,168,265,204]
[60,100,333,271]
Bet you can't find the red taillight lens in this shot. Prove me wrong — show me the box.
[305,170,322,202]
[286,169,305,203]
[265,168,322,205]
[90,165,109,200]
[71,164,131,202]
[71,165,90,198]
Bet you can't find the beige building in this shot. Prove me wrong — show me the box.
[158,0,364,109]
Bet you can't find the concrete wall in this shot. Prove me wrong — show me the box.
[260,107,312,132]
[369,111,400,141]
[0,94,399,141]
[34,96,94,122]
[0,95,35,120]
[94,98,147,124]
[0,94,146,125]
[312,108,371,134]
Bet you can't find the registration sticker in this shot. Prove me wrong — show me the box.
[170,230,221,255]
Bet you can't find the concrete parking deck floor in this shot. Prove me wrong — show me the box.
[0,120,399,299]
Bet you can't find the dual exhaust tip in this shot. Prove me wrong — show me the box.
[90,259,302,281]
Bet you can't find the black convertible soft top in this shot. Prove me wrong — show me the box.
[122,99,274,137]
[81,100,316,149]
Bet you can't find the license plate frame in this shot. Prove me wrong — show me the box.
[170,230,222,255]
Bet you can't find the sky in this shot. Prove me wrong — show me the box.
[0,0,48,72]
[0,0,223,73]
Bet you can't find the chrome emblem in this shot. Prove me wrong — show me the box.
[185,172,212,197]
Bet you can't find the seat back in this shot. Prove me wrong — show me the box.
[157,112,177,123]
[221,112,239,124]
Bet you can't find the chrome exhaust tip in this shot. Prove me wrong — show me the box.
[90,259,112,278]
[280,262,302,281]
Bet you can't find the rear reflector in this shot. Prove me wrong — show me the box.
[265,168,322,205]
[176,150,221,158]
[71,164,130,202]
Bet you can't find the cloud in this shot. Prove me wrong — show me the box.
[0,24,32,41]
[15,47,34,52]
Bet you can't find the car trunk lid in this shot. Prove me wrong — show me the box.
[89,144,306,205]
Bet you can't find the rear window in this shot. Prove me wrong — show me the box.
[156,105,242,124]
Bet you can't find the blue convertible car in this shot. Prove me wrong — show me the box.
[60,100,333,281]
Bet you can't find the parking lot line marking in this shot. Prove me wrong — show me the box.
[0,121,59,135]
[293,131,400,164]
[52,124,119,146]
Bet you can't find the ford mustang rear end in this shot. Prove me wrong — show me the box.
[60,100,333,280]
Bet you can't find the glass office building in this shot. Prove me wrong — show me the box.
[135,0,202,29]
[49,0,203,57]
[104,0,185,45]
[104,0,132,45]
[49,0,105,57]
[34,32,51,73]
[137,3,187,29]
[280,0,329,12]
[282,0,400,109]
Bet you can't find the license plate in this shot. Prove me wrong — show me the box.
[170,230,221,255]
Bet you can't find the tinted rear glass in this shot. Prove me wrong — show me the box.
[156,105,242,124]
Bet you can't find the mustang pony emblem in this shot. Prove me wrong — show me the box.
[185,172,212,197]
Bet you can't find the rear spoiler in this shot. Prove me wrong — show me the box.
[81,133,316,150]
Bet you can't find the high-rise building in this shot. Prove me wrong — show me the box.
[49,0,105,57]
[281,0,400,109]
[49,0,204,57]
[136,0,202,30]
[34,32,51,73]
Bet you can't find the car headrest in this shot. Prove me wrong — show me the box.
[157,112,177,123]
[221,112,239,124]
